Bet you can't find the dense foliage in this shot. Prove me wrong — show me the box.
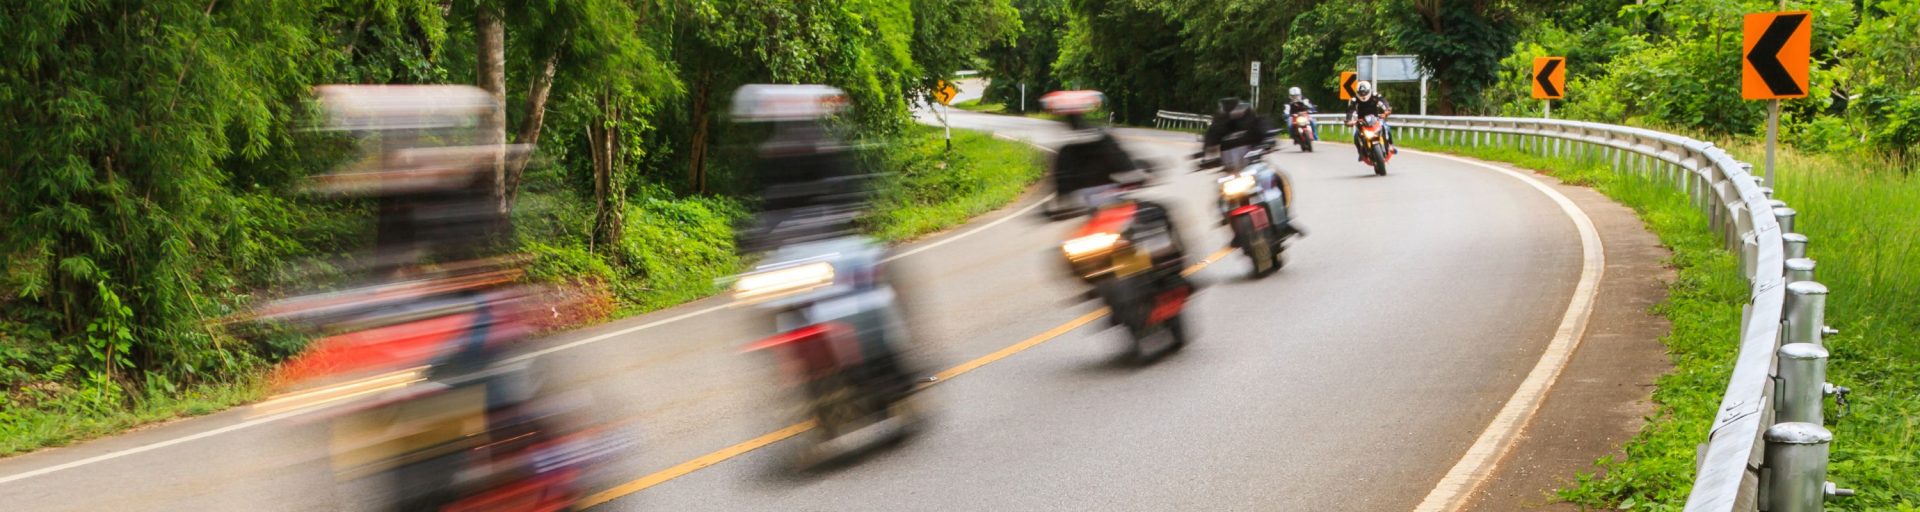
[1003,0,1919,161]
[0,0,1016,448]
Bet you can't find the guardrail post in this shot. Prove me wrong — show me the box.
[1786,258,1816,284]
[1764,422,1849,512]
[1775,343,1830,424]
[1785,281,1829,346]
[1782,230,1808,260]
[1774,206,1798,235]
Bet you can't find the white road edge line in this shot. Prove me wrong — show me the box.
[0,126,1060,486]
[1409,149,1606,512]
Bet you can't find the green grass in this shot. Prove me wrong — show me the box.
[1351,124,1920,510]
[950,98,1060,121]
[868,125,1047,242]
[952,98,1006,113]
[0,377,266,456]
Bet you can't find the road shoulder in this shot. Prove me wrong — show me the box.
[1461,160,1674,511]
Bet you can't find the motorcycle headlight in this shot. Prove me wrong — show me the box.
[1061,232,1121,260]
[1294,118,1310,126]
[1219,174,1257,198]
[732,262,835,300]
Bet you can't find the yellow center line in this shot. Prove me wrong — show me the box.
[582,245,1236,509]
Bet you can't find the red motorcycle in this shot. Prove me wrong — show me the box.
[1289,112,1316,152]
[1350,114,1392,176]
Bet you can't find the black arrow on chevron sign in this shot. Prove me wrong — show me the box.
[1535,58,1562,98]
[1747,13,1807,96]
[1342,74,1358,98]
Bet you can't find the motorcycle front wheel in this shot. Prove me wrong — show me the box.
[1371,143,1388,176]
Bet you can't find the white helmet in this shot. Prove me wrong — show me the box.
[1355,80,1374,99]
[1287,86,1302,98]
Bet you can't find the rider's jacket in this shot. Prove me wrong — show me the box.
[1347,96,1392,120]
[1204,110,1272,150]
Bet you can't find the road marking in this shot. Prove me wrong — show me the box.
[581,246,1234,508]
[0,128,1064,486]
[1407,149,1606,512]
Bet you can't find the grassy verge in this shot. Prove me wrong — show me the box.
[868,125,1047,242]
[0,376,267,455]
[952,98,1007,113]
[1369,125,1920,510]
[0,124,1047,458]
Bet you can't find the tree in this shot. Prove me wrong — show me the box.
[1395,0,1528,114]
[1,0,323,390]
[980,0,1068,109]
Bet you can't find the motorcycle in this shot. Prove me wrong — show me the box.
[732,235,923,467]
[260,275,628,512]
[327,374,625,512]
[1289,112,1316,152]
[1200,147,1295,277]
[1352,114,1392,176]
[1058,183,1194,361]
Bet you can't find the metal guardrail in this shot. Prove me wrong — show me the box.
[1142,110,1851,511]
[1154,110,1212,130]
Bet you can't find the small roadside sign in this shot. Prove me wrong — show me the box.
[1742,11,1812,100]
[1250,61,1261,86]
[1339,71,1357,101]
[1531,57,1566,100]
[935,80,958,106]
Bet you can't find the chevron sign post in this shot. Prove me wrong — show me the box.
[1744,10,1811,188]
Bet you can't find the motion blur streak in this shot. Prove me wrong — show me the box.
[580,246,1231,508]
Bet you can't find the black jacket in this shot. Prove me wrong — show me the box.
[1283,100,1317,117]
[1347,96,1391,121]
[1052,130,1135,195]
[1204,110,1272,150]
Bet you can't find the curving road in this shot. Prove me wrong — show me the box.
[0,110,1598,511]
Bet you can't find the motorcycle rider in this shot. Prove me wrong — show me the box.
[732,85,866,253]
[731,84,920,398]
[1281,87,1318,139]
[1344,80,1395,161]
[1204,97,1272,172]
[1043,90,1143,211]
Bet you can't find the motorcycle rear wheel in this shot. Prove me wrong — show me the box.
[1233,215,1273,277]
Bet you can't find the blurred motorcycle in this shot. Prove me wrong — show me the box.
[1199,146,1296,277]
[246,85,630,512]
[728,84,925,469]
[1058,182,1194,360]
[732,235,924,467]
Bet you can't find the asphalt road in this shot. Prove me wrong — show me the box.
[0,111,1588,511]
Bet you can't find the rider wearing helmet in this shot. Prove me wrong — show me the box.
[1282,87,1318,137]
[1204,97,1273,172]
[1345,80,1394,161]
[730,84,866,252]
[1042,90,1140,213]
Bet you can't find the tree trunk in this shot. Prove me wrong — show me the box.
[687,70,713,194]
[501,50,560,213]
[590,93,624,249]
[475,5,508,213]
